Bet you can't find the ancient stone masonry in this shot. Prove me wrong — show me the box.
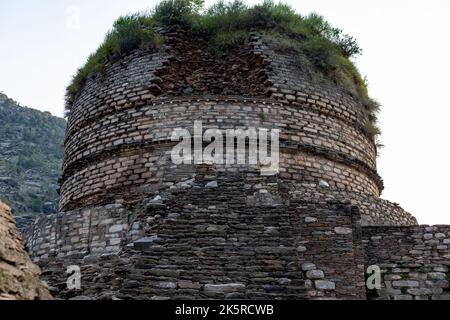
[363,226,450,300]
[0,201,51,300]
[21,28,448,300]
[24,178,366,300]
[60,98,383,212]
[252,33,373,141]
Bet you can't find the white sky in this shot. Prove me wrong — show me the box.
[0,0,449,224]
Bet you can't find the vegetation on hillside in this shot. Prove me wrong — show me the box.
[0,93,65,216]
[66,0,380,137]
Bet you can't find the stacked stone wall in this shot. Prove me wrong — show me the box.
[288,186,417,226]
[25,204,132,260]
[64,98,376,173]
[59,30,389,224]
[26,177,367,300]
[66,49,171,131]
[292,201,366,299]
[363,226,450,300]
[251,33,372,140]
[26,187,417,264]
[60,147,381,212]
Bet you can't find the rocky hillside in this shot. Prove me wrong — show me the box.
[0,92,65,218]
[0,201,51,300]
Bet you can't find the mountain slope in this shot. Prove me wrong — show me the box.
[0,92,65,217]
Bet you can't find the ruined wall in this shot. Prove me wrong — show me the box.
[57,29,403,225]
[0,201,51,300]
[293,201,366,299]
[22,29,423,300]
[253,33,372,140]
[27,179,366,300]
[25,203,130,260]
[363,226,450,300]
[288,186,416,226]
[60,98,382,211]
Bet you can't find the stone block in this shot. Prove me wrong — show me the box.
[156,282,177,289]
[302,263,316,271]
[427,272,447,280]
[334,227,352,235]
[306,270,325,279]
[133,235,158,251]
[204,284,246,294]
[315,280,335,291]
[392,280,419,288]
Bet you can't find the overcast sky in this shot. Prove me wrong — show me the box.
[1,0,449,224]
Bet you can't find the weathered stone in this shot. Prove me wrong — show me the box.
[392,280,419,288]
[393,295,412,300]
[149,195,163,203]
[168,212,181,219]
[426,280,449,288]
[109,224,124,233]
[156,282,177,289]
[319,180,330,188]
[434,266,448,273]
[178,281,202,290]
[334,227,352,235]
[133,235,158,251]
[428,272,447,280]
[302,263,316,271]
[205,181,219,188]
[277,278,292,285]
[306,270,325,279]
[204,284,246,294]
[407,288,432,296]
[315,280,335,291]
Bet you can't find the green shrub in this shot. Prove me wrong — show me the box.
[198,0,248,32]
[114,15,150,53]
[153,0,204,26]
[211,30,249,57]
[66,0,380,138]
[302,13,361,58]
[301,36,337,71]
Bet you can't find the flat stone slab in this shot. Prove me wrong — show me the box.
[133,235,158,251]
[204,283,246,294]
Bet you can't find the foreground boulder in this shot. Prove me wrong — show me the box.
[0,201,51,300]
